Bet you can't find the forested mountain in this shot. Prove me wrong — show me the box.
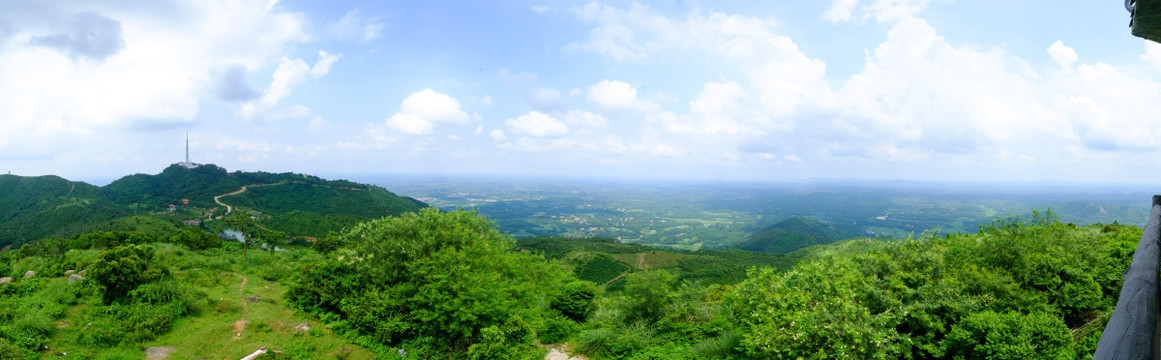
[0,164,426,247]
[103,164,242,209]
[0,175,125,247]
[730,216,846,255]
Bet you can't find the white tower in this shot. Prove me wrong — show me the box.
[180,131,197,169]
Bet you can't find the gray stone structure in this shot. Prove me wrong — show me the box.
[1094,195,1161,359]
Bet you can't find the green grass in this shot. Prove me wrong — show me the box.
[9,244,376,359]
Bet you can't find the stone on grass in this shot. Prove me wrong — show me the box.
[295,321,311,332]
[145,346,176,359]
[68,274,84,283]
[23,271,34,278]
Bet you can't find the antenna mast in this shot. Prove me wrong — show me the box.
[185,131,190,163]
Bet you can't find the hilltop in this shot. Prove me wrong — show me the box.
[729,216,846,255]
[0,164,426,247]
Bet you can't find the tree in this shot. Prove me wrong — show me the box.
[168,227,221,250]
[622,270,677,323]
[87,245,169,304]
[553,281,598,322]
[286,208,566,357]
[224,212,258,262]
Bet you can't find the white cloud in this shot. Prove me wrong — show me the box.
[311,51,341,77]
[823,0,859,23]
[490,129,507,142]
[505,111,570,137]
[564,110,608,128]
[386,89,471,135]
[821,0,930,24]
[1048,40,1078,70]
[0,0,314,148]
[1142,41,1161,70]
[587,79,657,111]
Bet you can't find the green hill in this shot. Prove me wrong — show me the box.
[731,216,845,255]
[0,175,125,247]
[223,182,427,238]
[103,164,242,209]
[0,164,426,247]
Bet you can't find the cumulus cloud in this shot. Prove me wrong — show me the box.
[1048,40,1078,70]
[0,0,314,152]
[587,80,657,111]
[241,51,342,119]
[386,89,471,135]
[311,51,341,77]
[505,111,570,137]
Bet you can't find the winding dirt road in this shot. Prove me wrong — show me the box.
[214,186,249,216]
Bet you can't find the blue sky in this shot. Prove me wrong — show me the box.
[1,0,1159,185]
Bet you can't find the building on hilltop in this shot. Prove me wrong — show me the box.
[178,131,198,169]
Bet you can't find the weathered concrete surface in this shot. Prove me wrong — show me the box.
[1093,195,1161,360]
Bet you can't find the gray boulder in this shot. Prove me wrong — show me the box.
[23,270,34,278]
[0,277,11,284]
[68,274,84,283]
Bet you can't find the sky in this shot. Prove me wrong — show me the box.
[1,0,1160,185]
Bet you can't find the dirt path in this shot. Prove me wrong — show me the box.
[213,183,288,218]
[214,186,248,216]
[234,273,250,340]
[636,253,646,270]
[238,273,248,296]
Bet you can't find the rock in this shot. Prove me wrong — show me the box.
[544,349,570,360]
[23,271,35,278]
[0,277,12,284]
[145,346,176,360]
[68,274,84,283]
[244,296,264,303]
[295,321,311,332]
[64,270,75,276]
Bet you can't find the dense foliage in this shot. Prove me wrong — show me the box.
[0,203,1144,359]
[287,209,572,358]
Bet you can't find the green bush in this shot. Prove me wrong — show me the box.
[941,311,1072,360]
[553,281,597,322]
[286,209,571,357]
[88,245,169,304]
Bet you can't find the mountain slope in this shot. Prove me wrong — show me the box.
[0,164,426,247]
[0,174,125,247]
[731,216,845,255]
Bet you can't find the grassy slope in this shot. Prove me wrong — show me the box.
[6,244,374,359]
